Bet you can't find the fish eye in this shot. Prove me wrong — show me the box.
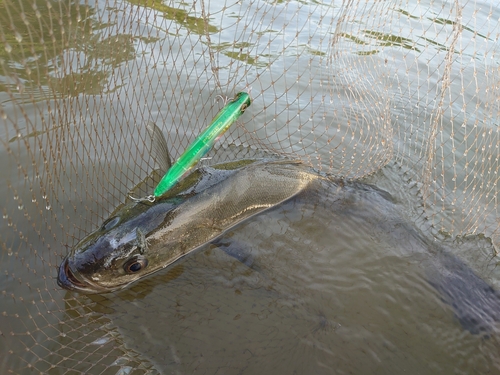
[123,256,148,274]
[101,217,120,231]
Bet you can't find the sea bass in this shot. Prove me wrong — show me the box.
[57,126,500,334]
[57,158,322,294]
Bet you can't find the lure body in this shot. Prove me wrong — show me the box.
[154,92,251,197]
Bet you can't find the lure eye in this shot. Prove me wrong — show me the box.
[101,217,120,231]
[123,256,148,274]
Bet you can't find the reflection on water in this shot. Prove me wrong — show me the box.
[0,0,154,100]
[128,0,219,34]
[1,0,500,373]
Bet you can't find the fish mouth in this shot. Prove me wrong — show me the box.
[57,258,113,294]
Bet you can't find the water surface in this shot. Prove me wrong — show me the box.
[1,0,499,373]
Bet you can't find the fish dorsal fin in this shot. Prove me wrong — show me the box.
[146,123,172,175]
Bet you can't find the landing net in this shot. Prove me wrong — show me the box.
[0,0,499,373]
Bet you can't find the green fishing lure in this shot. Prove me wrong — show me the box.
[153,92,251,197]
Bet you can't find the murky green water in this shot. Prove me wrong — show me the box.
[1,0,499,373]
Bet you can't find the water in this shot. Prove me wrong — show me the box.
[1,0,500,373]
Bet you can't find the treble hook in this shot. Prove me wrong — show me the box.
[128,194,156,203]
[215,94,231,106]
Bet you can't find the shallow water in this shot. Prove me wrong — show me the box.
[1,0,500,373]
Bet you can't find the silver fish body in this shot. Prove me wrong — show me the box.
[56,158,500,335]
[57,159,323,293]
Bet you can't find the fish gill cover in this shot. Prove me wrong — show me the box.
[0,0,499,374]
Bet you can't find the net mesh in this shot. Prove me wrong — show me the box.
[0,0,499,373]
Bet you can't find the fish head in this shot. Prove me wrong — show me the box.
[57,198,182,294]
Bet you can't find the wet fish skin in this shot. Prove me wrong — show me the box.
[57,158,500,335]
[57,159,321,294]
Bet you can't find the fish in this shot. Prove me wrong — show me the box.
[57,157,322,294]
[57,125,500,335]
